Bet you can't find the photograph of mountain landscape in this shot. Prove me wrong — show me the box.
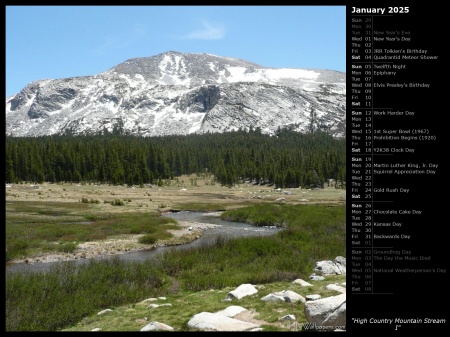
[5,5,346,332]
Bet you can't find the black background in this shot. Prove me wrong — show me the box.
[346,2,447,334]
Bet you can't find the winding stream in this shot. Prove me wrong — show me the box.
[5,211,282,274]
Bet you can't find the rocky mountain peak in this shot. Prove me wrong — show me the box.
[6,51,346,138]
[107,51,266,86]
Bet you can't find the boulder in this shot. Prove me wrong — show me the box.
[283,290,306,303]
[309,275,325,281]
[215,305,248,317]
[226,284,258,300]
[97,309,113,315]
[304,294,346,328]
[306,294,321,301]
[292,279,312,287]
[313,256,346,275]
[326,283,346,294]
[140,321,174,331]
[261,293,285,302]
[187,312,259,331]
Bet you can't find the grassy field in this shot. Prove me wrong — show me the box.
[5,175,346,331]
[5,173,345,211]
[6,174,345,263]
[61,274,346,332]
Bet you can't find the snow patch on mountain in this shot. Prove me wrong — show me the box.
[6,51,346,138]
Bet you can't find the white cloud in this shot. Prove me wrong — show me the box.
[185,21,226,40]
[94,24,147,55]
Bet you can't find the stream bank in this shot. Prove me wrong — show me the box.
[6,211,282,274]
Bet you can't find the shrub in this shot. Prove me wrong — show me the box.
[56,242,78,253]
[112,199,124,206]
[138,234,157,245]
[81,197,100,204]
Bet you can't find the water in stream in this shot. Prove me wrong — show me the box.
[6,211,282,274]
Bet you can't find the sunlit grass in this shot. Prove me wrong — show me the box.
[6,203,346,331]
[6,201,176,261]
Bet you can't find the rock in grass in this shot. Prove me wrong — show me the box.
[188,312,259,331]
[140,321,174,331]
[97,309,113,315]
[226,284,258,300]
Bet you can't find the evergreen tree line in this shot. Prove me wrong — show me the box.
[5,128,346,189]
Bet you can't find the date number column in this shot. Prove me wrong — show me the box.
[350,14,374,294]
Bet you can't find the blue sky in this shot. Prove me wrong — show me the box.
[6,5,345,98]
